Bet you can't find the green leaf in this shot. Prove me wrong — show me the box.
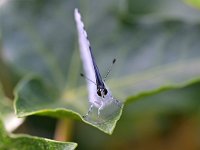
[0,117,77,150]
[2,0,200,134]
[14,75,123,134]
[0,87,77,150]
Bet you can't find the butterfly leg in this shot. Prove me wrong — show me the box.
[98,101,104,117]
[83,103,94,118]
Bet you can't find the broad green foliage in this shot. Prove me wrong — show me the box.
[0,118,77,150]
[0,86,77,150]
[1,0,200,135]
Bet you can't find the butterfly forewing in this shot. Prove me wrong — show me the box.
[74,9,96,102]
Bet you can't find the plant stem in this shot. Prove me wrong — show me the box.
[54,118,73,142]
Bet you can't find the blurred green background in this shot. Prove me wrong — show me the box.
[1,0,200,150]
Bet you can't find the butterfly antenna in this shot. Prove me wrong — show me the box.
[104,58,116,81]
[80,73,96,85]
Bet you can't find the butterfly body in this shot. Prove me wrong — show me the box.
[88,46,108,98]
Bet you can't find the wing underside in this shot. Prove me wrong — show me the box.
[74,8,96,103]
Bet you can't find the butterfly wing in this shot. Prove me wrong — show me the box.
[74,8,97,105]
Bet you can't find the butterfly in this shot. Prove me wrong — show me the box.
[74,8,122,123]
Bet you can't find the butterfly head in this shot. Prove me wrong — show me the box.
[97,87,108,98]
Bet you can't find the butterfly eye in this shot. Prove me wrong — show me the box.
[104,89,108,95]
[97,89,101,96]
